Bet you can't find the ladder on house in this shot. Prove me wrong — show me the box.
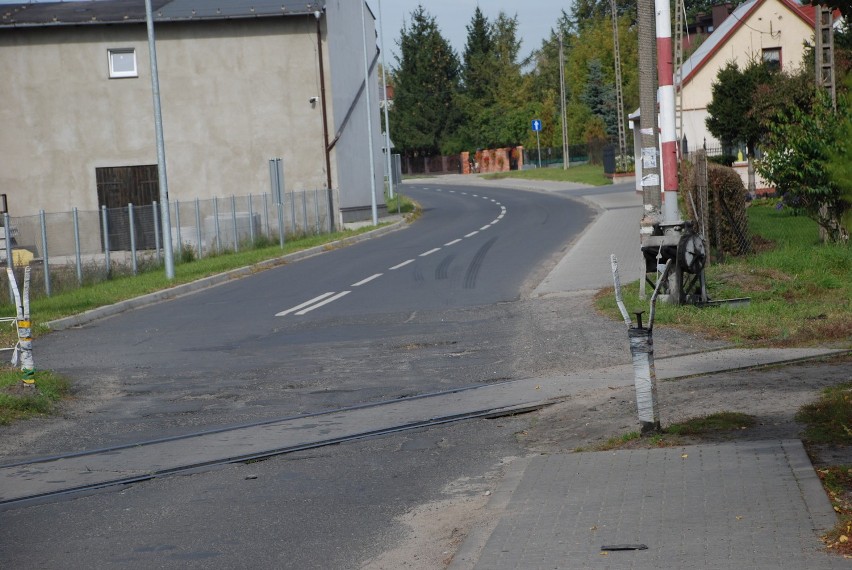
[815,5,837,112]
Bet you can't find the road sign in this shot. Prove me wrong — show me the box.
[531,119,542,132]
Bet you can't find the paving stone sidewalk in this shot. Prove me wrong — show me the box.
[455,440,847,569]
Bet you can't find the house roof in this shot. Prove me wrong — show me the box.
[676,0,829,88]
[0,0,325,28]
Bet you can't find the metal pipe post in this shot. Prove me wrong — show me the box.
[194,197,202,259]
[4,213,14,304]
[152,200,161,264]
[360,0,379,225]
[145,0,175,279]
[128,203,138,275]
[213,197,221,254]
[39,210,51,297]
[101,205,111,276]
[247,195,255,245]
[175,200,182,256]
[230,195,238,252]
[73,207,83,284]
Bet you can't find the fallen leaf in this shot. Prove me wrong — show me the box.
[681,454,688,459]
[600,552,608,556]
[736,516,743,521]
[590,525,598,531]
[535,385,541,390]
[835,506,842,513]
[840,535,849,543]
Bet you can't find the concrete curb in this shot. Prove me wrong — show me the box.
[47,218,409,331]
[783,439,839,535]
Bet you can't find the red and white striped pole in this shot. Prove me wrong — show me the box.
[656,0,680,222]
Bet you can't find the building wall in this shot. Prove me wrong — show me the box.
[0,16,333,217]
[680,0,813,149]
[326,0,385,221]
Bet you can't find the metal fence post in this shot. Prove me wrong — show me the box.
[101,205,111,277]
[195,197,202,260]
[4,213,14,303]
[153,200,161,265]
[262,192,270,238]
[248,194,255,244]
[73,207,83,284]
[314,188,320,234]
[213,196,221,254]
[301,191,308,235]
[231,195,238,252]
[175,200,182,258]
[128,203,138,275]
[289,191,296,233]
[39,210,51,297]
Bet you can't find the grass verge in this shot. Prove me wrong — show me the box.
[578,412,757,452]
[595,202,852,345]
[483,164,611,186]
[796,383,852,555]
[0,367,69,425]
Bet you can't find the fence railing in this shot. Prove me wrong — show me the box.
[0,189,332,303]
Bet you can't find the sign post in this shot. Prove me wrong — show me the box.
[531,119,542,168]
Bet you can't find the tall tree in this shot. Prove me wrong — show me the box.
[705,58,773,193]
[461,7,494,100]
[389,6,460,156]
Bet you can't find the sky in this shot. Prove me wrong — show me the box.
[376,1,566,63]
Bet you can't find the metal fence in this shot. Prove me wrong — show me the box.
[0,188,332,303]
[683,150,752,264]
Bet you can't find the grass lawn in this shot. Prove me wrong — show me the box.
[483,164,612,186]
[595,201,852,346]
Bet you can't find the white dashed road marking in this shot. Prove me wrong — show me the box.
[444,239,462,246]
[276,292,336,316]
[390,259,415,270]
[420,248,441,257]
[351,273,383,287]
[295,291,351,315]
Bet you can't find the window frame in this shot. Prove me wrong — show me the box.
[762,47,781,72]
[108,48,138,79]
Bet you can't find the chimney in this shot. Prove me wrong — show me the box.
[712,2,733,29]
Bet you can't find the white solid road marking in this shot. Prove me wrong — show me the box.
[444,238,462,246]
[295,291,351,315]
[351,273,383,287]
[276,292,335,316]
[420,248,441,257]
[465,231,479,238]
[390,259,414,270]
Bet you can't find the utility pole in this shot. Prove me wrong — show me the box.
[559,33,570,169]
[637,0,661,224]
[656,0,679,223]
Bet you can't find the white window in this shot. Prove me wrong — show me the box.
[108,48,137,78]
[762,48,781,72]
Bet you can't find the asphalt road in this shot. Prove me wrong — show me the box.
[0,181,598,569]
[20,183,593,457]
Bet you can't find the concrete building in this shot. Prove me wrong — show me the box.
[0,0,385,227]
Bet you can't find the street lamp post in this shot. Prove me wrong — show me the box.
[145,0,175,279]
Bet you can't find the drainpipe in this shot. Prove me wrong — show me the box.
[315,10,335,232]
